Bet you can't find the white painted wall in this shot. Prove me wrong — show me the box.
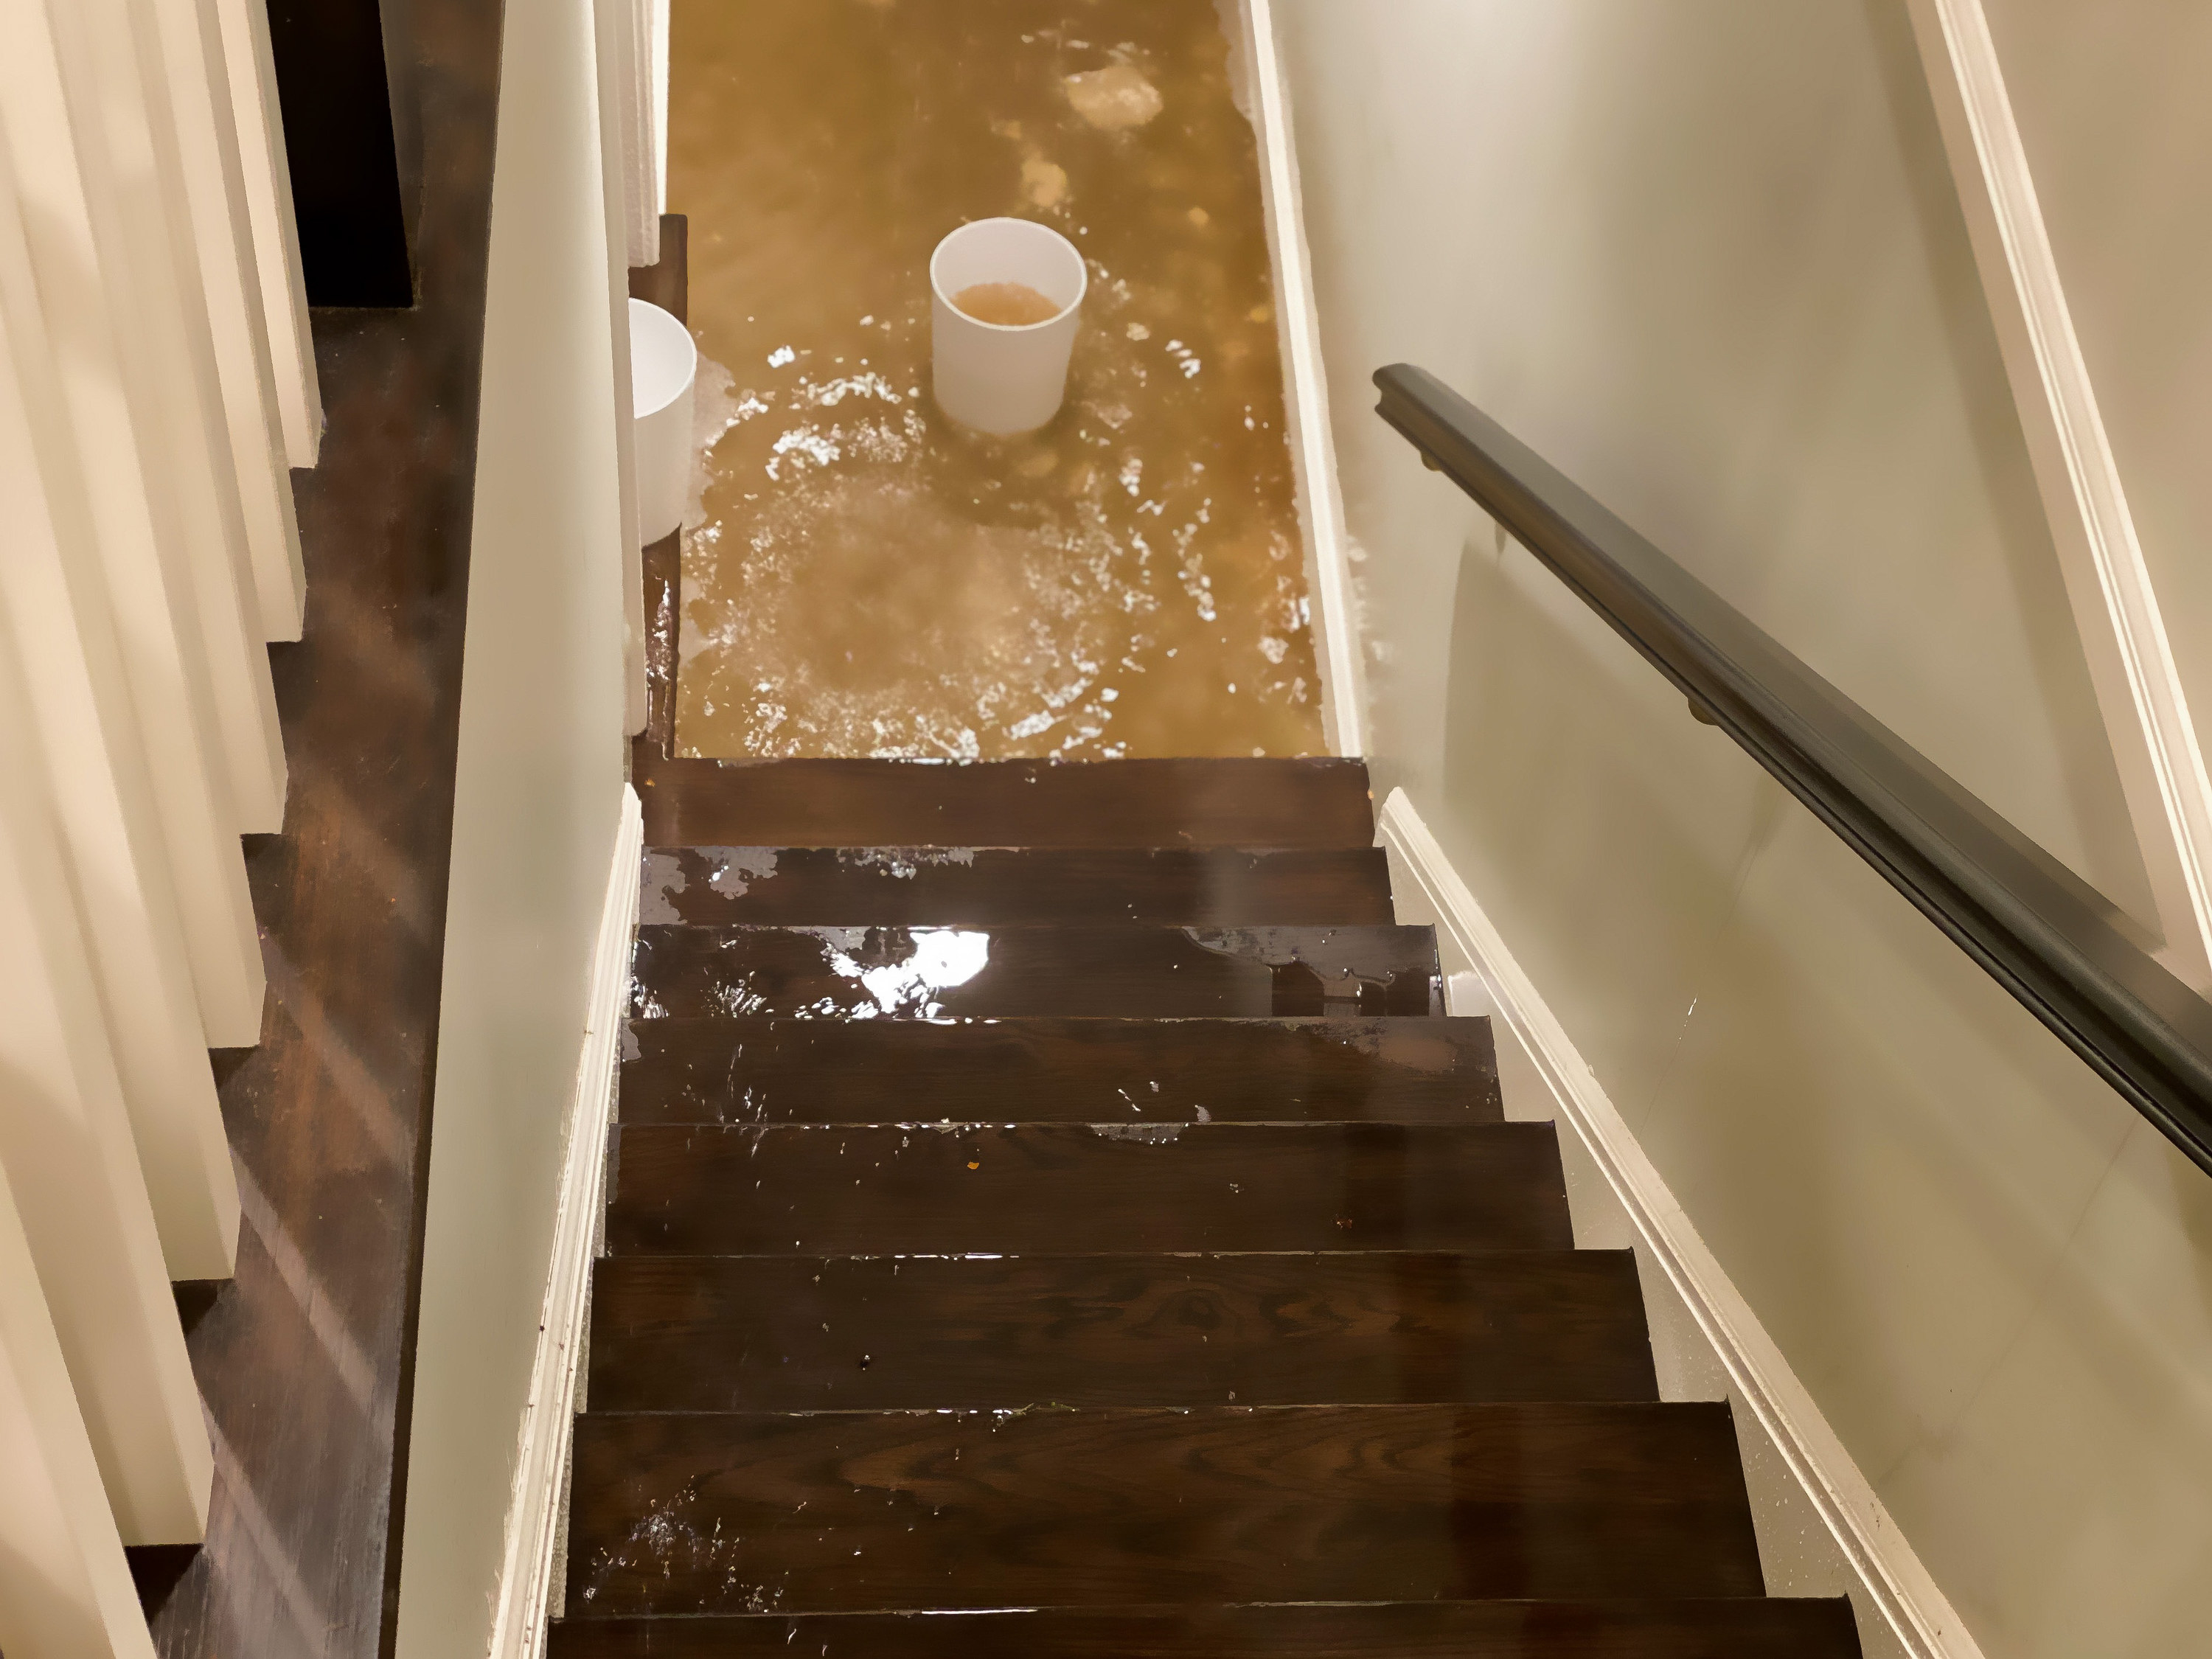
[391,0,631,1647]
[1,0,270,1051]
[0,1163,156,1659]
[1382,795,1959,1659]
[1,0,318,1611]
[212,0,321,467]
[0,574,212,1548]
[1271,3,2212,1655]
[1977,0,2212,947]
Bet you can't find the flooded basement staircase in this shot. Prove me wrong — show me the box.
[555,212,1865,1657]
[546,571,1866,1657]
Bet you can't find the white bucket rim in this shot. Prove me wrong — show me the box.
[930,218,1089,333]
[629,296,698,420]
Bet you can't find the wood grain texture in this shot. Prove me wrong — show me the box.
[563,1404,1766,1614]
[639,846,1396,927]
[606,1123,1571,1256]
[632,757,1377,849]
[547,1599,1864,1659]
[619,1017,1503,1126]
[627,925,1443,1020]
[586,1251,1658,1411]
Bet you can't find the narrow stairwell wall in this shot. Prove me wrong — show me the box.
[391,0,634,1650]
[1271,2,2212,1656]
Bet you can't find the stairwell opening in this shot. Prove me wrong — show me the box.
[664,0,1325,761]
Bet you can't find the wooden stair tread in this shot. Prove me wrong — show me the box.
[548,1599,1863,1659]
[563,1403,1766,1614]
[605,1123,1571,1256]
[620,1016,1503,1126]
[640,846,1397,926]
[633,757,1377,849]
[587,1251,1659,1411]
[628,924,1443,1019]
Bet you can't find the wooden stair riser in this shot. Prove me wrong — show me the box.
[619,1016,1503,1127]
[588,1251,1660,1411]
[629,925,1444,1020]
[549,1599,1864,1659]
[633,757,1377,849]
[641,846,1397,927]
[605,1123,1572,1256]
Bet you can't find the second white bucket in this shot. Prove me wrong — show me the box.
[931,218,1088,437]
[630,296,697,543]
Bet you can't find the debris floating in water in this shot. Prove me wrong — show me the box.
[1063,63,1164,129]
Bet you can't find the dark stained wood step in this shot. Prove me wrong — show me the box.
[563,1403,1765,1615]
[587,1251,1658,1411]
[628,925,1443,1020]
[548,1599,1864,1659]
[620,1017,1503,1126]
[640,846,1397,927]
[605,1123,1571,1256]
[633,757,1376,849]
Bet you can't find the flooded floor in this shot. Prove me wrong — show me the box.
[669,0,1326,759]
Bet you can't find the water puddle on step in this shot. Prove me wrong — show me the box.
[669,0,1324,759]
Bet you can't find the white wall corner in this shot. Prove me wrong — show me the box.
[648,0,668,218]
[1234,0,1368,759]
[484,783,641,1659]
[1902,0,2212,990]
[594,0,659,270]
[589,0,648,738]
[1377,786,1987,1659]
[211,0,322,467]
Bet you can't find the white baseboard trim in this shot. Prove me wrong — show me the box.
[485,784,642,1659]
[1227,0,1368,759]
[1377,787,1985,1659]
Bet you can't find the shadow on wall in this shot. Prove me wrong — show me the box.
[1436,518,2212,1655]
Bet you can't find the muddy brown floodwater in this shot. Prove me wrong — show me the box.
[669,0,1326,760]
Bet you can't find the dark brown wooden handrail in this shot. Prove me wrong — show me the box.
[1376,362,2212,1177]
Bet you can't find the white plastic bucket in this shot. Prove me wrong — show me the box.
[630,296,697,543]
[930,218,1088,436]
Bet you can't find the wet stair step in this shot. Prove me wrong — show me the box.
[640,846,1397,926]
[619,1016,1503,1126]
[549,1599,1863,1659]
[584,740,1854,1654]
[563,1402,1767,1615]
[587,1250,1660,1411]
[634,757,1377,849]
[605,1122,1571,1256]
[627,924,1444,1019]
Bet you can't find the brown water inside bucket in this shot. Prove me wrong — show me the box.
[953,280,1066,327]
[669,0,1324,762]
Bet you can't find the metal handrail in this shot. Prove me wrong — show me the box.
[1375,363,2212,1176]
